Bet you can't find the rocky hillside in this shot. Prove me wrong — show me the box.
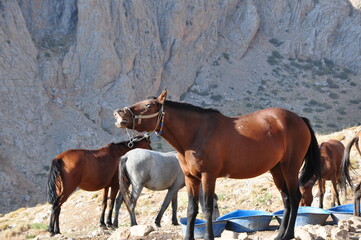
[0,0,361,213]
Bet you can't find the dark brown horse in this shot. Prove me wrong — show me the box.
[47,134,152,236]
[113,90,321,240]
[300,139,345,208]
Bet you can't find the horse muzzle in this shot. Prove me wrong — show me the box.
[113,109,129,128]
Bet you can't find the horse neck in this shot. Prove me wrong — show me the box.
[160,105,215,153]
[110,143,129,158]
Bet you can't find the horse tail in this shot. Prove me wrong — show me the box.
[47,158,63,204]
[340,136,359,189]
[299,117,322,186]
[118,155,134,213]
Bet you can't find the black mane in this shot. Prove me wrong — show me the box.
[165,100,220,114]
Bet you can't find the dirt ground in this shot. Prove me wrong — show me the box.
[2,172,359,240]
[1,126,361,240]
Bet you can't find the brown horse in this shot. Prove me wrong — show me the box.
[300,139,345,208]
[299,177,316,207]
[47,134,152,236]
[341,130,361,189]
[113,90,321,240]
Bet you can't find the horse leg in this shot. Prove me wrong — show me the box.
[318,179,325,209]
[106,186,119,227]
[171,192,179,225]
[213,194,220,220]
[49,200,61,235]
[128,184,143,226]
[100,187,109,227]
[270,166,290,240]
[184,176,201,240]
[354,182,361,216]
[52,204,62,235]
[331,178,340,207]
[51,193,72,236]
[201,174,217,240]
[48,171,75,236]
[113,186,127,228]
[271,163,301,240]
[155,186,180,227]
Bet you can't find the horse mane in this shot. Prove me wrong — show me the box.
[165,100,220,114]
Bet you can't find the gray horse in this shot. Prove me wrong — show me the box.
[113,149,220,227]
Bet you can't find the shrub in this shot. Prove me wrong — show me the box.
[269,38,283,47]
[30,223,48,230]
[211,95,222,101]
[303,107,313,113]
[222,52,230,61]
[326,79,339,89]
[267,56,279,65]
[328,92,339,99]
[272,50,283,59]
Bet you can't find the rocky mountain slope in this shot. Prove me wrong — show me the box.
[0,0,360,213]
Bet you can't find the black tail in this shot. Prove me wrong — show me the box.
[340,136,359,189]
[299,118,322,186]
[47,159,63,204]
[118,156,134,213]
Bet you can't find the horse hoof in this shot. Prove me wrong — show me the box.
[50,231,60,237]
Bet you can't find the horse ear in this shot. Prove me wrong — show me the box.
[158,89,167,104]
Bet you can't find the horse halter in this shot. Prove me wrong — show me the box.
[125,103,165,137]
[126,132,150,148]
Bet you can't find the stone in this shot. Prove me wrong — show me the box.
[295,228,314,240]
[220,230,238,239]
[331,228,349,240]
[129,225,155,237]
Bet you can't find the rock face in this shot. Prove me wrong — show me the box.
[0,0,360,213]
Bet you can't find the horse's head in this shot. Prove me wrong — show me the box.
[114,90,167,133]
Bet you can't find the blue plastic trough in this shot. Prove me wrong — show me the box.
[216,209,273,233]
[179,217,227,239]
[273,206,330,226]
[328,204,358,224]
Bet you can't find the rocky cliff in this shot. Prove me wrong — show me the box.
[0,0,360,213]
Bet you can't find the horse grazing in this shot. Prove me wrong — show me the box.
[112,148,220,227]
[299,177,316,207]
[47,134,152,236]
[300,139,345,208]
[113,90,321,240]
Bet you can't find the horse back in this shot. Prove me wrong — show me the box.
[203,108,311,179]
[319,140,344,179]
[124,149,184,190]
[57,148,118,191]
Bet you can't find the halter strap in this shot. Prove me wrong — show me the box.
[125,107,162,124]
[125,104,165,139]
[126,132,150,148]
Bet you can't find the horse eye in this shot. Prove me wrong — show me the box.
[145,104,151,108]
